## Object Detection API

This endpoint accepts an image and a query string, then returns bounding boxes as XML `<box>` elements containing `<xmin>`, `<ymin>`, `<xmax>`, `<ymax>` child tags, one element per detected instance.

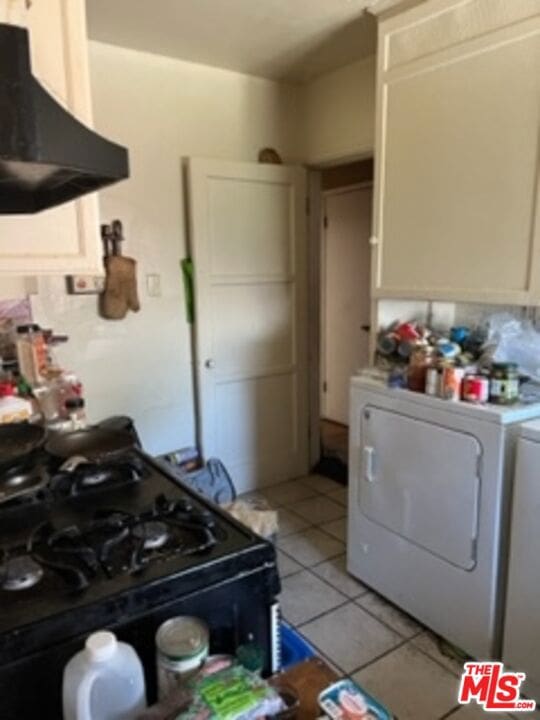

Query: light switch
<box><xmin>146</xmin><ymin>274</ymin><xmax>161</xmax><ymax>297</ymax></box>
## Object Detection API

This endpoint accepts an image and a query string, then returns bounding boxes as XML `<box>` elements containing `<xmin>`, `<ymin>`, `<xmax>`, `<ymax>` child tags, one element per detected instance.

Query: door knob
<box><xmin>205</xmin><ymin>359</ymin><xmax>216</xmax><ymax>369</ymax></box>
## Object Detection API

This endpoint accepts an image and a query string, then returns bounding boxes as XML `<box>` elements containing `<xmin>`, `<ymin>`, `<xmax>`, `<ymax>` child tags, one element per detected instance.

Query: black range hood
<box><xmin>0</xmin><ymin>23</ymin><xmax>129</xmax><ymax>214</ymax></box>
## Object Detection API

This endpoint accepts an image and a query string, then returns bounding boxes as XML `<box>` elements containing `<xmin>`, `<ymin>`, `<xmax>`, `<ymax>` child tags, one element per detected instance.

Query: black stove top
<box><xmin>0</xmin><ymin>451</ymin><xmax>271</xmax><ymax>665</ymax></box>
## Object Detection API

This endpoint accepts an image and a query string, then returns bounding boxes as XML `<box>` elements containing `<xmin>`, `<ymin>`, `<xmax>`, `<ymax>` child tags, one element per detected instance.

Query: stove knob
<box><xmin>205</xmin><ymin>359</ymin><xmax>216</xmax><ymax>369</ymax></box>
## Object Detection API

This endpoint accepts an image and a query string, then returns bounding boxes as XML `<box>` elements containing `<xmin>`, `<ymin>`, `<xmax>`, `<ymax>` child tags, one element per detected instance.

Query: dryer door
<box><xmin>359</xmin><ymin>406</ymin><xmax>481</xmax><ymax>569</ymax></box>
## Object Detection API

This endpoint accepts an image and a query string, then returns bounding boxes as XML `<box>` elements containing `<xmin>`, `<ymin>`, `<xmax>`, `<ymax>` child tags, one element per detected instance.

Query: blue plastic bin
<box><xmin>280</xmin><ymin>621</ymin><xmax>316</xmax><ymax>670</ymax></box>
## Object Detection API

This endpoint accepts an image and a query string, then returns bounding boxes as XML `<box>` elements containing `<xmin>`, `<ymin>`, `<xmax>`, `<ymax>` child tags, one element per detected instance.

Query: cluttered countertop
<box><xmin>369</xmin><ymin>313</ymin><xmax>540</xmax><ymax>418</ymax></box>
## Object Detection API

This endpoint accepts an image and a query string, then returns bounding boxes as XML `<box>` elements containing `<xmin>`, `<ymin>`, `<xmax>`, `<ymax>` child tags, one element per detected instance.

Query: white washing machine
<box><xmin>347</xmin><ymin>377</ymin><xmax>540</xmax><ymax>659</ymax></box>
<box><xmin>503</xmin><ymin>419</ymin><xmax>540</xmax><ymax>702</ymax></box>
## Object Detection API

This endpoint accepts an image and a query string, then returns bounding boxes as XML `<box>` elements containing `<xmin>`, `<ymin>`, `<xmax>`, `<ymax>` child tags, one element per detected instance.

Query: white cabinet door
<box><xmin>0</xmin><ymin>0</ymin><xmax>101</xmax><ymax>275</ymax></box>
<box><xmin>372</xmin><ymin>0</ymin><xmax>540</xmax><ymax>304</ymax></box>
<box><xmin>358</xmin><ymin>406</ymin><xmax>481</xmax><ymax>569</ymax></box>
<box><xmin>188</xmin><ymin>158</ymin><xmax>308</xmax><ymax>494</ymax></box>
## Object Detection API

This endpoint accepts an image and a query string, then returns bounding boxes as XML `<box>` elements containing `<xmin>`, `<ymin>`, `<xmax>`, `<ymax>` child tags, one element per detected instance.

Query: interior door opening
<box><xmin>312</xmin><ymin>159</ymin><xmax>373</xmax><ymax>482</ymax></box>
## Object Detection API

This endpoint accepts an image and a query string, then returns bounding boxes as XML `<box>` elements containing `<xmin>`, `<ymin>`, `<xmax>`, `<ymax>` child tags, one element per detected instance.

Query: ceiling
<box><xmin>86</xmin><ymin>0</ymin><xmax>379</xmax><ymax>83</ymax></box>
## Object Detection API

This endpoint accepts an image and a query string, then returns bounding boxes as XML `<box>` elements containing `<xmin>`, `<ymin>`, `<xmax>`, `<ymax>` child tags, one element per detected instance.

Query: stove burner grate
<box><xmin>96</xmin><ymin>494</ymin><xmax>218</xmax><ymax>575</ymax></box>
<box><xmin>50</xmin><ymin>453</ymin><xmax>147</xmax><ymax>498</ymax></box>
<box><xmin>0</xmin><ymin>492</ymin><xmax>223</xmax><ymax>595</ymax></box>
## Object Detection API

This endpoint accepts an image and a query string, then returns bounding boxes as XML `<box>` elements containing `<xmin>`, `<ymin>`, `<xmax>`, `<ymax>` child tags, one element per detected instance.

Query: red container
<box><xmin>463</xmin><ymin>375</ymin><xmax>489</xmax><ymax>404</ymax></box>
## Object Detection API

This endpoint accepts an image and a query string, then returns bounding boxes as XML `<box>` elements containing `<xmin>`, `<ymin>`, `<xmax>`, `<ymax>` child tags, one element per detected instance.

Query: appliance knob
<box><xmin>205</xmin><ymin>359</ymin><xmax>216</xmax><ymax>369</ymax></box>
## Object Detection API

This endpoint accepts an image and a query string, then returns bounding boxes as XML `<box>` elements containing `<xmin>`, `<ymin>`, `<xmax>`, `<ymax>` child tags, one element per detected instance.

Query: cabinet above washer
<box><xmin>371</xmin><ymin>0</ymin><xmax>540</xmax><ymax>305</ymax></box>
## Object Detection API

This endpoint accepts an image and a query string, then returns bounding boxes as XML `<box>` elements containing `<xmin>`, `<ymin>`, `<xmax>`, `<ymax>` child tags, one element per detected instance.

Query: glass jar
<box><xmin>489</xmin><ymin>362</ymin><xmax>519</xmax><ymax>405</ymax></box>
<box><xmin>407</xmin><ymin>346</ymin><xmax>436</xmax><ymax>393</ymax></box>
<box><xmin>15</xmin><ymin>324</ymin><xmax>47</xmax><ymax>385</ymax></box>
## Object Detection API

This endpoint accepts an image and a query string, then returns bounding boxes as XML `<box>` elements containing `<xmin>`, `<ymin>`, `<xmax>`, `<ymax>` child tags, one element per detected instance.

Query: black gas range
<box><xmin>0</xmin><ymin>449</ymin><xmax>280</xmax><ymax>718</ymax></box>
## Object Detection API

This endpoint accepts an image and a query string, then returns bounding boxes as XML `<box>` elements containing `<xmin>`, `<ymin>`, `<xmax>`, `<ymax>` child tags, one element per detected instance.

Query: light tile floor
<box><xmin>242</xmin><ymin>475</ymin><xmax>519</xmax><ymax>720</ymax></box>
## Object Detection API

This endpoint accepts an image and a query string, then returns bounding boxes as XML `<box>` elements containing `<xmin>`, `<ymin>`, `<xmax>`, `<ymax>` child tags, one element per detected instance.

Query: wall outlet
<box><xmin>146</xmin><ymin>274</ymin><xmax>162</xmax><ymax>298</ymax></box>
<box><xmin>66</xmin><ymin>275</ymin><xmax>105</xmax><ymax>295</ymax></box>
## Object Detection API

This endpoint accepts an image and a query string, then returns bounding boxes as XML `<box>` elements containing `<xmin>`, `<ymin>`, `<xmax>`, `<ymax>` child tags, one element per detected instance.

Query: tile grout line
<box><xmin>408</xmin><ymin>638</ymin><xmax>466</xmax><ymax>680</ymax></box>
<box><xmin>347</xmin><ymin>635</ymin><xmax>412</xmax><ymax>677</ymax></box>
<box><xmin>287</xmin><ymin>625</ymin><xmax>348</xmax><ymax>676</ymax></box>
<box><xmin>278</xmin><ymin>549</ymin><xmax>346</xmax><ymax>578</ymax></box>
<box><xmin>294</xmin><ymin>598</ymin><xmax>352</xmax><ymax>631</ymax></box>
<box><xmin>280</xmin><ymin>549</ymin><xmax>420</xmax><ymax>641</ymax></box>
<box><xmin>282</xmin><ymin>504</ymin><xmax>347</xmax><ymax>529</ymax></box>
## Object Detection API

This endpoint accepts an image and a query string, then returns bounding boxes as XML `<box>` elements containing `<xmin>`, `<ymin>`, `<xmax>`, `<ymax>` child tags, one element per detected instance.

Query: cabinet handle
<box><xmin>363</xmin><ymin>446</ymin><xmax>376</xmax><ymax>483</ymax></box>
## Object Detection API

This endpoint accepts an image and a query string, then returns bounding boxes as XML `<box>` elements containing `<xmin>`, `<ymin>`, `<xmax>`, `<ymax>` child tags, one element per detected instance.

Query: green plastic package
<box><xmin>176</xmin><ymin>664</ymin><xmax>283</xmax><ymax>720</ymax></box>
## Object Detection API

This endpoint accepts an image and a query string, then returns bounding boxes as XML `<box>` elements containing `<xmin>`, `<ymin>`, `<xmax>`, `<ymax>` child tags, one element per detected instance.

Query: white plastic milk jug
<box><xmin>63</xmin><ymin>630</ymin><xmax>147</xmax><ymax>720</ymax></box>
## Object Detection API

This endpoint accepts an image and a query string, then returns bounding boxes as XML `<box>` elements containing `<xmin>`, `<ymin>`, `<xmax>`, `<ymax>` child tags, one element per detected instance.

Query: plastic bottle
<box><xmin>66</xmin><ymin>396</ymin><xmax>87</xmax><ymax>430</ymax></box>
<box><xmin>63</xmin><ymin>631</ymin><xmax>147</xmax><ymax>720</ymax></box>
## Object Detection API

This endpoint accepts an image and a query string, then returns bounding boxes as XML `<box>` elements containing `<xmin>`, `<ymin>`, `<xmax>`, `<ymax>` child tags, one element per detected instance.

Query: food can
<box><xmin>425</xmin><ymin>367</ymin><xmax>439</xmax><ymax>396</ymax></box>
<box><xmin>462</xmin><ymin>375</ymin><xmax>489</xmax><ymax>404</ymax></box>
<box><xmin>440</xmin><ymin>366</ymin><xmax>464</xmax><ymax>401</ymax></box>
<box><xmin>156</xmin><ymin>616</ymin><xmax>209</xmax><ymax>699</ymax></box>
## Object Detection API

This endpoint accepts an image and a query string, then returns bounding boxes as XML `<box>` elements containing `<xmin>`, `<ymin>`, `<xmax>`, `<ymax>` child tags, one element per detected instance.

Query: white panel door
<box><xmin>359</xmin><ymin>406</ymin><xmax>481</xmax><ymax>569</ymax></box>
<box><xmin>188</xmin><ymin>158</ymin><xmax>308</xmax><ymax>493</ymax></box>
<box><xmin>322</xmin><ymin>187</ymin><xmax>372</xmax><ymax>425</ymax></box>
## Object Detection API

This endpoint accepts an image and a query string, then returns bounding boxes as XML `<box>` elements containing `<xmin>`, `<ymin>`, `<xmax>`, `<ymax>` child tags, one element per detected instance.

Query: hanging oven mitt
<box><xmin>100</xmin><ymin>255</ymin><xmax>141</xmax><ymax>320</ymax></box>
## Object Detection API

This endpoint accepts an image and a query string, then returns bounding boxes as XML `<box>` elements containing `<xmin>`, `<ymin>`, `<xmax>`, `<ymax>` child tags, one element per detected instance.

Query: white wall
<box><xmin>301</xmin><ymin>55</ymin><xmax>376</xmax><ymax>165</ymax></box>
<box><xmin>32</xmin><ymin>41</ymin><xmax>301</xmax><ymax>455</ymax></box>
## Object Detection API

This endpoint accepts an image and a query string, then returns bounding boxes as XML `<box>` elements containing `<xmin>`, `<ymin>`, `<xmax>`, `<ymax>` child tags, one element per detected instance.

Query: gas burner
<box><xmin>93</xmin><ymin>494</ymin><xmax>219</xmax><ymax>576</ymax></box>
<box><xmin>50</xmin><ymin>453</ymin><xmax>147</xmax><ymax>498</ymax></box>
<box><xmin>80</xmin><ymin>468</ymin><xmax>115</xmax><ymax>487</ymax></box>
<box><xmin>132</xmin><ymin>521</ymin><xmax>169</xmax><ymax>550</ymax></box>
<box><xmin>0</xmin><ymin>555</ymin><xmax>44</xmax><ymax>591</ymax></box>
<box><xmin>0</xmin><ymin>465</ymin><xmax>50</xmax><ymax>508</ymax></box>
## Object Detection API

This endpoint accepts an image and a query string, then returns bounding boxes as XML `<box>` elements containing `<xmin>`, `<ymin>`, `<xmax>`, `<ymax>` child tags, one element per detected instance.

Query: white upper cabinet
<box><xmin>0</xmin><ymin>0</ymin><xmax>101</xmax><ymax>275</ymax></box>
<box><xmin>372</xmin><ymin>0</ymin><xmax>540</xmax><ymax>304</ymax></box>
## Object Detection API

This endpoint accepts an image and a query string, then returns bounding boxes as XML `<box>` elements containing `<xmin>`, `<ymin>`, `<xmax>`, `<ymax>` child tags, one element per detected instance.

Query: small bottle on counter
<box><xmin>15</xmin><ymin>324</ymin><xmax>47</xmax><ymax>385</ymax></box>
<box><xmin>407</xmin><ymin>346</ymin><xmax>436</xmax><ymax>393</ymax></box>
<box><xmin>65</xmin><ymin>397</ymin><xmax>87</xmax><ymax>431</ymax></box>
<box><xmin>440</xmin><ymin>364</ymin><xmax>465</xmax><ymax>401</ymax></box>
<box><xmin>425</xmin><ymin>366</ymin><xmax>440</xmax><ymax>397</ymax></box>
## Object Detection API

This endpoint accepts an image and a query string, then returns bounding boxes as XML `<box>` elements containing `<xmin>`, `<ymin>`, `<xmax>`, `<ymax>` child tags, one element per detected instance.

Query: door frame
<box><xmin>307</xmin><ymin>160</ymin><xmax>374</xmax><ymax>468</ymax></box>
